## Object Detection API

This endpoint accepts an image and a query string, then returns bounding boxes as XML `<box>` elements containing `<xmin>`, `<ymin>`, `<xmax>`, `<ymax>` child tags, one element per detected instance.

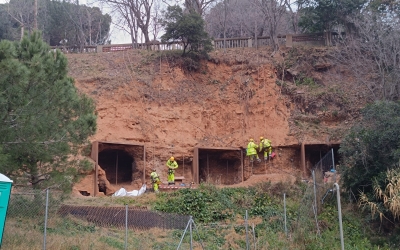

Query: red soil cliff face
<box><xmin>68</xmin><ymin>48</ymin><xmax>345</xmax><ymax>195</ymax></box>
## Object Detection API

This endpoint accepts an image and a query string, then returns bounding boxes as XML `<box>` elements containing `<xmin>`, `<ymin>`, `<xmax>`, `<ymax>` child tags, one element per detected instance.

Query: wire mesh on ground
<box><xmin>58</xmin><ymin>205</ymin><xmax>189</xmax><ymax>230</ymax></box>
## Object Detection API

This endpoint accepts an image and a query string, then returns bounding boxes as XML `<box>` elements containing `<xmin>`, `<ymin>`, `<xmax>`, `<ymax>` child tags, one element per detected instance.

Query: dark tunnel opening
<box><xmin>305</xmin><ymin>144</ymin><xmax>340</xmax><ymax>171</ymax></box>
<box><xmin>198</xmin><ymin>149</ymin><xmax>242</xmax><ymax>185</ymax></box>
<box><xmin>98</xmin><ymin>149</ymin><xmax>133</xmax><ymax>185</ymax></box>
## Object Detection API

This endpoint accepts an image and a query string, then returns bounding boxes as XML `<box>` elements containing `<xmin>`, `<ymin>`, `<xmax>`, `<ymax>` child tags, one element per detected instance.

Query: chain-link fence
<box><xmin>3</xmin><ymin>189</ymin><xmax>190</xmax><ymax>250</ymax></box>
<box><xmin>3</xmin><ymin>150</ymin><xmax>339</xmax><ymax>249</ymax></box>
<box><xmin>4</xmin><ymin>189</ymin><xmax>49</xmax><ymax>249</ymax></box>
<box><xmin>291</xmin><ymin>179</ymin><xmax>319</xmax><ymax>243</ymax></box>
<box><xmin>3</xmin><ymin>189</ymin><xmax>292</xmax><ymax>249</ymax></box>
<box><xmin>291</xmin><ymin>148</ymin><xmax>337</xmax><ymax>243</ymax></box>
<box><xmin>313</xmin><ymin>148</ymin><xmax>336</xmax><ymax>212</ymax></box>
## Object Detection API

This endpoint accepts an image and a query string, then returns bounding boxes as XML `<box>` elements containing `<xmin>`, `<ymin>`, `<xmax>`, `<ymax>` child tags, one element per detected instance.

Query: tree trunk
<box><xmin>34</xmin><ymin>0</ymin><xmax>38</xmax><ymax>30</ymax></box>
<box><xmin>130</xmin><ymin>27</ymin><xmax>135</xmax><ymax>48</ymax></box>
<box><xmin>20</xmin><ymin>25</ymin><xmax>24</xmax><ymax>40</ymax></box>
<box><xmin>143</xmin><ymin>31</ymin><xmax>150</xmax><ymax>44</ymax></box>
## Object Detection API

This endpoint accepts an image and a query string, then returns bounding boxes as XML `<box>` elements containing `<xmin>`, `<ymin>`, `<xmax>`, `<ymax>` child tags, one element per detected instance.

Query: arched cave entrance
<box><xmin>90</xmin><ymin>141</ymin><xmax>146</xmax><ymax>196</ymax></box>
<box><xmin>98</xmin><ymin>149</ymin><xmax>133</xmax><ymax>185</ymax></box>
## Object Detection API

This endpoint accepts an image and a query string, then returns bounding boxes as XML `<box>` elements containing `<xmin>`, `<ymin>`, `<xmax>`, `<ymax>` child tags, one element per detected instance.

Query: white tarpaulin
<box><xmin>112</xmin><ymin>184</ymin><xmax>146</xmax><ymax>197</ymax></box>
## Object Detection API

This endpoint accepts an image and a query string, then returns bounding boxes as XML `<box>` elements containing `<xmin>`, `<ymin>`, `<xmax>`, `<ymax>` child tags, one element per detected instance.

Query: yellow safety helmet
<box><xmin>170</xmin><ymin>156</ymin><xmax>174</xmax><ymax>161</ymax></box>
<box><xmin>260</xmin><ymin>136</ymin><xmax>264</xmax><ymax>140</ymax></box>
<box><xmin>249</xmin><ymin>138</ymin><xmax>254</xmax><ymax>142</ymax></box>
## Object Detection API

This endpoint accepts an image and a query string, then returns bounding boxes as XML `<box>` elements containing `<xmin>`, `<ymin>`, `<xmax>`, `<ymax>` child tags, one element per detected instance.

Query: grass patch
<box><xmin>4</xmin><ymin>182</ymin><xmax>396</xmax><ymax>249</ymax></box>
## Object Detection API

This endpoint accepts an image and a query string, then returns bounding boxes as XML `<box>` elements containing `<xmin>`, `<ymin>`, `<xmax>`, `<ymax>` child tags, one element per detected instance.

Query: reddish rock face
<box><xmin>69</xmin><ymin>47</ymin><xmax>356</xmax><ymax>194</ymax></box>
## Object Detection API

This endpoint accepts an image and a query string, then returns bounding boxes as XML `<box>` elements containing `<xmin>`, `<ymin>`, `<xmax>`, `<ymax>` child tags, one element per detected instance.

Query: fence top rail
<box><xmin>50</xmin><ymin>45</ymin><xmax>97</xmax><ymax>48</ymax></box>
<box><xmin>102</xmin><ymin>41</ymin><xmax>182</xmax><ymax>47</ymax></box>
<box><xmin>61</xmin><ymin>204</ymin><xmax>148</xmax><ymax>208</ymax></box>
<box><xmin>49</xmin><ymin>32</ymin><xmax>340</xmax><ymax>50</ymax></box>
<box><xmin>49</xmin><ymin>41</ymin><xmax>183</xmax><ymax>50</ymax></box>
<box><xmin>214</xmin><ymin>37</ymin><xmax>252</xmax><ymax>41</ymax></box>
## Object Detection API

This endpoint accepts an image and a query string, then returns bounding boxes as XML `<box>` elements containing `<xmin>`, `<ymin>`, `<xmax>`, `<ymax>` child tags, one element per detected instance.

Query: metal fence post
<box><xmin>312</xmin><ymin>171</ymin><xmax>321</xmax><ymax>235</ymax></box>
<box><xmin>284</xmin><ymin>193</ymin><xmax>287</xmax><ymax>237</ymax></box>
<box><xmin>312</xmin><ymin>170</ymin><xmax>317</xmax><ymax>213</ymax></box>
<box><xmin>43</xmin><ymin>189</ymin><xmax>49</xmax><ymax>250</ymax></box>
<box><xmin>245</xmin><ymin>210</ymin><xmax>249</xmax><ymax>250</ymax></box>
<box><xmin>190</xmin><ymin>216</ymin><xmax>193</xmax><ymax>250</ymax></box>
<box><xmin>125</xmin><ymin>205</ymin><xmax>128</xmax><ymax>250</ymax></box>
<box><xmin>332</xmin><ymin>149</ymin><xmax>336</xmax><ymax>182</ymax></box>
<box><xmin>334</xmin><ymin>183</ymin><xmax>344</xmax><ymax>250</ymax></box>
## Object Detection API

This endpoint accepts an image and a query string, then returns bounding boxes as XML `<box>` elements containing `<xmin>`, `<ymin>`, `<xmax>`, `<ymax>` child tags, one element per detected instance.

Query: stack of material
<box><xmin>112</xmin><ymin>184</ymin><xmax>147</xmax><ymax>197</ymax></box>
<box><xmin>159</xmin><ymin>183</ymin><xmax>196</xmax><ymax>192</ymax></box>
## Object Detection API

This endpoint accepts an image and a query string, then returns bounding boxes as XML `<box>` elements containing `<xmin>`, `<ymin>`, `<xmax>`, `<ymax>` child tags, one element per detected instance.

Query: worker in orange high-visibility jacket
<box><xmin>247</xmin><ymin>138</ymin><xmax>261</xmax><ymax>163</ymax></box>
<box><xmin>259</xmin><ymin>136</ymin><xmax>272</xmax><ymax>161</ymax></box>
<box><xmin>166</xmin><ymin>156</ymin><xmax>178</xmax><ymax>185</ymax></box>
<box><xmin>150</xmin><ymin>169</ymin><xmax>161</xmax><ymax>193</ymax></box>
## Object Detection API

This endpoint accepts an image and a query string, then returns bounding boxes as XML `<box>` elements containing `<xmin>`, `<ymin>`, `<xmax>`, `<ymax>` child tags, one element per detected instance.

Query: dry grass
<box><xmin>3</xmin><ymin>215</ymin><xmax>183</xmax><ymax>250</ymax></box>
<box><xmin>3</xmin><ymin>211</ymin><xmax>281</xmax><ymax>250</ymax></box>
<box><xmin>359</xmin><ymin>168</ymin><xmax>400</xmax><ymax>223</ymax></box>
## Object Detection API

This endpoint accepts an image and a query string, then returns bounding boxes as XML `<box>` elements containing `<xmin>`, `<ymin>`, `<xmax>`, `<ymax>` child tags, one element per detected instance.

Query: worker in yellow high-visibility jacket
<box><xmin>247</xmin><ymin>138</ymin><xmax>261</xmax><ymax>163</ymax></box>
<box><xmin>259</xmin><ymin>136</ymin><xmax>272</xmax><ymax>161</ymax></box>
<box><xmin>166</xmin><ymin>156</ymin><xmax>178</xmax><ymax>185</ymax></box>
<box><xmin>150</xmin><ymin>169</ymin><xmax>161</xmax><ymax>193</ymax></box>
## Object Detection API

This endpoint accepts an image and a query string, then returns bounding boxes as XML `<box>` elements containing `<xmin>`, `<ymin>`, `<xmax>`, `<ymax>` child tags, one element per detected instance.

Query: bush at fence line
<box><xmin>154</xmin><ymin>182</ymin><xmax>307</xmax><ymax>224</ymax></box>
<box><xmin>154</xmin><ymin>185</ymin><xmax>232</xmax><ymax>223</ymax></box>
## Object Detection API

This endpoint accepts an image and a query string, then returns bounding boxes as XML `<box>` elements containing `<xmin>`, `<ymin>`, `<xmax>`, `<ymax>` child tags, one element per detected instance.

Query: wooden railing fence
<box><xmin>50</xmin><ymin>32</ymin><xmax>344</xmax><ymax>54</ymax></box>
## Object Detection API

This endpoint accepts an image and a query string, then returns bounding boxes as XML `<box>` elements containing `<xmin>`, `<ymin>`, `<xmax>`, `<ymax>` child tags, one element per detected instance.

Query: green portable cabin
<box><xmin>0</xmin><ymin>174</ymin><xmax>12</xmax><ymax>247</ymax></box>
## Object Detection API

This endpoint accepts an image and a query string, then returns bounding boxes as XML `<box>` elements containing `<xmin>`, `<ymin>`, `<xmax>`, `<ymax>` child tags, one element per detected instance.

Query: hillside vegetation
<box><xmin>60</xmin><ymin>46</ymin><xmax>395</xmax><ymax>249</ymax></box>
<box><xmin>1</xmin><ymin>0</ymin><xmax>400</xmax><ymax>249</ymax></box>
<box><xmin>3</xmin><ymin>181</ymin><xmax>392</xmax><ymax>249</ymax></box>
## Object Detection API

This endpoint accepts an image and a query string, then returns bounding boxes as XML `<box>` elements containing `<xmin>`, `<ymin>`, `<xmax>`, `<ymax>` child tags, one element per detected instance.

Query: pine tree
<box><xmin>0</xmin><ymin>31</ymin><xmax>96</xmax><ymax>189</ymax></box>
<box><xmin>161</xmin><ymin>5</ymin><xmax>213</xmax><ymax>56</ymax></box>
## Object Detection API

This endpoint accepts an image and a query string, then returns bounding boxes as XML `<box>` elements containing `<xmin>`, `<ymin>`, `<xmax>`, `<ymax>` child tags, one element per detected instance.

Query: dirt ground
<box><xmin>66</xmin><ymin>47</ymin><xmax>357</xmax><ymax>196</ymax></box>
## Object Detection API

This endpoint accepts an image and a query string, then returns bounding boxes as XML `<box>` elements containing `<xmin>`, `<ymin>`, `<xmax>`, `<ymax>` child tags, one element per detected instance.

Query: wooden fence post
<box><xmin>96</xmin><ymin>45</ymin><xmax>103</xmax><ymax>53</ymax></box>
<box><xmin>248</xmin><ymin>38</ymin><xmax>252</xmax><ymax>48</ymax></box>
<box><xmin>286</xmin><ymin>34</ymin><xmax>293</xmax><ymax>48</ymax></box>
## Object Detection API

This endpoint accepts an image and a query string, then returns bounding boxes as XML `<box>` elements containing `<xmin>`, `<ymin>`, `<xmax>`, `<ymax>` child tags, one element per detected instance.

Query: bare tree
<box><xmin>111</xmin><ymin>2</ymin><xmax>140</xmax><ymax>46</ymax></box>
<box><xmin>221</xmin><ymin>0</ymin><xmax>229</xmax><ymax>52</ymax></box>
<box><xmin>34</xmin><ymin>0</ymin><xmax>38</xmax><ymax>30</ymax></box>
<box><xmin>206</xmin><ymin>0</ymin><xmax>266</xmax><ymax>38</ymax></box>
<box><xmin>284</xmin><ymin>0</ymin><xmax>300</xmax><ymax>34</ymax></box>
<box><xmin>150</xmin><ymin>0</ymin><xmax>162</xmax><ymax>41</ymax></box>
<box><xmin>205</xmin><ymin>1</ymin><xmax>231</xmax><ymax>38</ymax></box>
<box><xmin>97</xmin><ymin>0</ymin><xmax>154</xmax><ymax>45</ymax></box>
<box><xmin>235</xmin><ymin>1</ymin><xmax>266</xmax><ymax>37</ymax></box>
<box><xmin>6</xmin><ymin>0</ymin><xmax>35</xmax><ymax>39</ymax></box>
<box><xmin>184</xmin><ymin>0</ymin><xmax>216</xmax><ymax>16</ymax></box>
<box><xmin>251</xmin><ymin>0</ymin><xmax>286</xmax><ymax>52</ymax></box>
<box><xmin>59</xmin><ymin>1</ymin><xmax>88</xmax><ymax>50</ymax></box>
<box><xmin>335</xmin><ymin>12</ymin><xmax>400</xmax><ymax>101</ymax></box>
